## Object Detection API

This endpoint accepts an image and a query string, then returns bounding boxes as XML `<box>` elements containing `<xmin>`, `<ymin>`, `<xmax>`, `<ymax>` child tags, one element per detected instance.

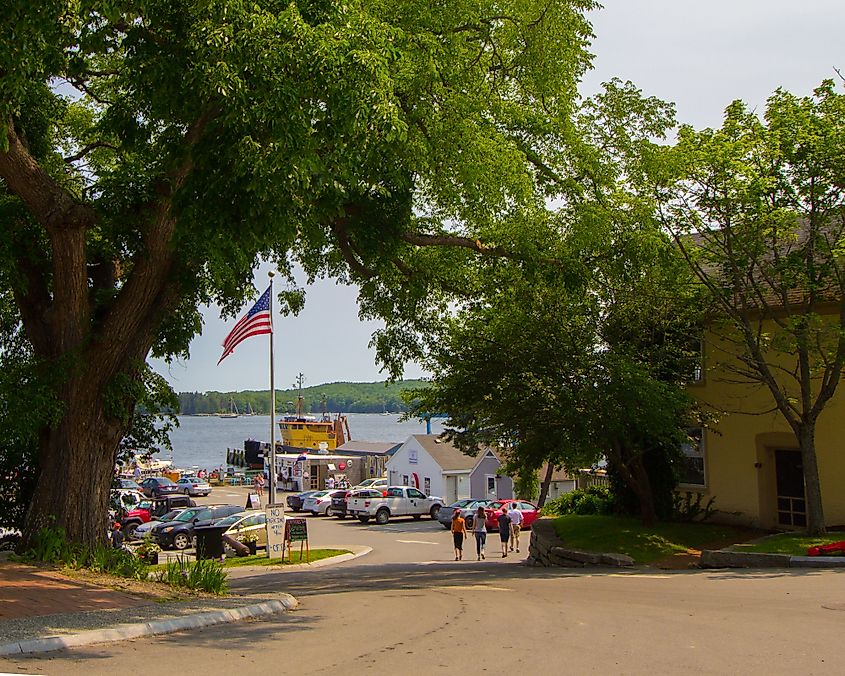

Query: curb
<box><xmin>700</xmin><ymin>549</ymin><xmax>845</xmax><ymax>569</ymax></box>
<box><xmin>225</xmin><ymin>546</ymin><xmax>372</xmax><ymax>579</ymax></box>
<box><xmin>0</xmin><ymin>595</ymin><xmax>298</xmax><ymax>657</ymax></box>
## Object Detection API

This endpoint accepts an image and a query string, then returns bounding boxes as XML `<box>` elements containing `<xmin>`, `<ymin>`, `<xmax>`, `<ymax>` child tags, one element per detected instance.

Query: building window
<box><xmin>680</xmin><ymin>428</ymin><xmax>705</xmax><ymax>487</ymax></box>
<box><xmin>486</xmin><ymin>476</ymin><xmax>496</xmax><ymax>494</ymax></box>
<box><xmin>689</xmin><ymin>336</ymin><xmax>704</xmax><ymax>384</ymax></box>
<box><xmin>402</xmin><ymin>474</ymin><xmax>410</xmax><ymax>486</ymax></box>
<box><xmin>424</xmin><ymin>477</ymin><xmax>431</xmax><ymax>495</ymax></box>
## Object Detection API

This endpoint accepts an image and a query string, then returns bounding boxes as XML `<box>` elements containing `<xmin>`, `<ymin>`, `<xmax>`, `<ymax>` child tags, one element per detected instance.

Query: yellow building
<box><xmin>683</xmin><ymin>316</ymin><xmax>845</xmax><ymax>530</ymax></box>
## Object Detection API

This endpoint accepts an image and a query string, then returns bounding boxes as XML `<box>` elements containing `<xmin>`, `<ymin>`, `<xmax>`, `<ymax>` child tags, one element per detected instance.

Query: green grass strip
<box><xmin>552</xmin><ymin>515</ymin><xmax>754</xmax><ymax>565</ymax></box>
<box><xmin>730</xmin><ymin>532</ymin><xmax>845</xmax><ymax>556</ymax></box>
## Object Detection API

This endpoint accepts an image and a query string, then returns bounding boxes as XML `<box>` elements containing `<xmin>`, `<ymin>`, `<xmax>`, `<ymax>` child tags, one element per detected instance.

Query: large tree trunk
<box><xmin>797</xmin><ymin>423</ymin><xmax>826</xmax><ymax>535</ymax></box>
<box><xmin>537</xmin><ymin>462</ymin><xmax>555</xmax><ymax>508</ymax></box>
<box><xmin>23</xmin><ymin>377</ymin><xmax>128</xmax><ymax>547</ymax></box>
<box><xmin>607</xmin><ymin>440</ymin><xmax>658</xmax><ymax>526</ymax></box>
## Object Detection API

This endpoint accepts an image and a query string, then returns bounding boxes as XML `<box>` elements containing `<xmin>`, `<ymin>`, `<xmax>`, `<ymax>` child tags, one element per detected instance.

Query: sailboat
<box><xmin>243</xmin><ymin>402</ymin><xmax>256</xmax><ymax>416</ymax></box>
<box><xmin>218</xmin><ymin>398</ymin><xmax>239</xmax><ymax>419</ymax></box>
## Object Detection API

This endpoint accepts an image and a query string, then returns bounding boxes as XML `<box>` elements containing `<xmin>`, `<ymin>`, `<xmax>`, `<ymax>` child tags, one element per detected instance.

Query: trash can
<box><xmin>193</xmin><ymin>524</ymin><xmax>228</xmax><ymax>560</ymax></box>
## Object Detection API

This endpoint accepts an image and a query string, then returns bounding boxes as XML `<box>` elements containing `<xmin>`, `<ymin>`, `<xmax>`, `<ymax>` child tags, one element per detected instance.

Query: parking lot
<box><xmin>186</xmin><ymin>485</ymin><xmax>523</xmax><ymax>566</ymax></box>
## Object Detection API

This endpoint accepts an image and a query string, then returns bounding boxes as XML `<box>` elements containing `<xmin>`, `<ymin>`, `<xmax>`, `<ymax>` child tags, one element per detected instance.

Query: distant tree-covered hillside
<box><xmin>177</xmin><ymin>380</ymin><xmax>428</xmax><ymax>415</ymax></box>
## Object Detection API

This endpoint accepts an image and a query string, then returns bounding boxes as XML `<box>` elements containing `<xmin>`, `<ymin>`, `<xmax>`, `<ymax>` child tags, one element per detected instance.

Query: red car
<box><xmin>480</xmin><ymin>500</ymin><xmax>540</xmax><ymax>532</ymax></box>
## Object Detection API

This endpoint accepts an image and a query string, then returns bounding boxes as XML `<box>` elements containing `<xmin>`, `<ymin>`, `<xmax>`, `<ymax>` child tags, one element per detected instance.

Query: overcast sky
<box><xmin>151</xmin><ymin>0</ymin><xmax>844</xmax><ymax>393</ymax></box>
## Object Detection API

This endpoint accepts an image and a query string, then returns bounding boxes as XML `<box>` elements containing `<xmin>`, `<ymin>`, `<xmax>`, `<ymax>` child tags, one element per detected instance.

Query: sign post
<box><xmin>284</xmin><ymin>517</ymin><xmax>309</xmax><ymax>563</ymax></box>
<box><xmin>265</xmin><ymin>505</ymin><xmax>286</xmax><ymax>559</ymax></box>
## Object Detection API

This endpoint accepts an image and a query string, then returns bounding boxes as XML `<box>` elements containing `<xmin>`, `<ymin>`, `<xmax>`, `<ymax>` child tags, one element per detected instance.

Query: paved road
<box><xmin>5</xmin><ymin>562</ymin><xmax>844</xmax><ymax>675</ymax></box>
<box><xmin>5</xmin><ymin>489</ymin><xmax>844</xmax><ymax>674</ymax></box>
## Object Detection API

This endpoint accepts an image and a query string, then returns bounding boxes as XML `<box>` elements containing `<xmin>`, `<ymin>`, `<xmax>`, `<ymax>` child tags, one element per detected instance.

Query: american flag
<box><xmin>217</xmin><ymin>285</ymin><xmax>273</xmax><ymax>365</ymax></box>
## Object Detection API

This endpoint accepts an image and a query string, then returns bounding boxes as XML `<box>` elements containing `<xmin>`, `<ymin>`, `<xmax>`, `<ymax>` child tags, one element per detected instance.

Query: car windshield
<box><xmin>215</xmin><ymin>515</ymin><xmax>243</xmax><ymax>528</ymax></box>
<box><xmin>310</xmin><ymin>491</ymin><xmax>328</xmax><ymax>498</ymax></box>
<box><xmin>160</xmin><ymin>509</ymin><xmax>182</xmax><ymax>521</ymax></box>
<box><xmin>156</xmin><ymin>477</ymin><xmax>176</xmax><ymax>486</ymax></box>
<box><xmin>174</xmin><ymin>508</ymin><xmax>201</xmax><ymax>522</ymax></box>
<box><xmin>448</xmin><ymin>500</ymin><xmax>472</xmax><ymax>509</ymax></box>
<box><xmin>358</xmin><ymin>479</ymin><xmax>375</xmax><ymax>487</ymax></box>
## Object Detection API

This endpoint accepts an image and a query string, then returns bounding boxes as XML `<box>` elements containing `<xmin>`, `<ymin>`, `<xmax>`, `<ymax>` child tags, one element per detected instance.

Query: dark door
<box><xmin>775</xmin><ymin>450</ymin><xmax>806</xmax><ymax>527</ymax></box>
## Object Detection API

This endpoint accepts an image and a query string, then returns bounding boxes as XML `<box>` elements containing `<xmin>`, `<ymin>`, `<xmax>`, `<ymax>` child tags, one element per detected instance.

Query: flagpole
<box><xmin>268</xmin><ymin>271</ymin><xmax>277</xmax><ymax>506</ymax></box>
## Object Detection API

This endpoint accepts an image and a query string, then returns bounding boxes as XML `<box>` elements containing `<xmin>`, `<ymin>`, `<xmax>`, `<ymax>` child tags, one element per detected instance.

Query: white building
<box><xmin>386</xmin><ymin>435</ymin><xmax>513</xmax><ymax>504</ymax></box>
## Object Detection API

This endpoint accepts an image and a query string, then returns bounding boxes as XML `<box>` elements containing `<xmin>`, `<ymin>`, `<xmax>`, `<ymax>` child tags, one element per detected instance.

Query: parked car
<box><xmin>219</xmin><ymin>511</ymin><xmax>268</xmax><ymax>553</ymax></box>
<box><xmin>132</xmin><ymin>508</ymin><xmax>186</xmax><ymax>541</ymax></box>
<box><xmin>286</xmin><ymin>491</ymin><xmax>318</xmax><ymax>512</ymax></box>
<box><xmin>139</xmin><ymin>476</ymin><xmax>181</xmax><ymax>498</ymax></box>
<box><xmin>176</xmin><ymin>476</ymin><xmax>212</xmax><ymax>497</ymax></box>
<box><xmin>437</xmin><ymin>499</ymin><xmax>495</xmax><ymax>529</ymax></box>
<box><xmin>120</xmin><ymin>494</ymin><xmax>195</xmax><ymax>539</ymax></box>
<box><xmin>304</xmin><ymin>490</ymin><xmax>348</xmax><ymax>516</ymax></box>
<box><xmin>118</xmin><ymin>478</ymin><xmax>143</xmax><ymax>492</ymax></box>
<box><xmin>481</xmin><ymin>500</ymin><xmax>540</xmax><ymax>531</ymax></box>
<box><xmin>151</xmin><ymin>504</ymin><xmax>242</xmax><ymax>550</ymax></box>
<box><xmin>333</xmin><ymin>489</ymin><xmax>386</xmax><ymax>519</ymax></box>
<box><xmin>352</xmin><ymin>478</ymin><xmax>388</xmax><ymax>492</ymax></box>
<box><xmin>347</xmin><ymin>486</ymin><xmax>444</xmax><ymax>525</ymax></box>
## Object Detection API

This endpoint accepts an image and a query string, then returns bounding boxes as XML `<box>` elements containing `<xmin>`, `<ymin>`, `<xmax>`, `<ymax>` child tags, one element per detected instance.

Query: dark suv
<box><xmin>152</xmin><ymin>504</ymin><xmax>242</xmax><ymax>550</ymax></box>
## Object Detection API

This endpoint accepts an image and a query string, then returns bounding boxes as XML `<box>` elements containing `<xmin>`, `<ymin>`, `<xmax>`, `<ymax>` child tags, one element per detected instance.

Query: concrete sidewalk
<box><xmin>0</xmin><ymin>543</ymin><xmax>370</xmax><ymax>655</ymax></box>
<box><xmin>0</xmin><ymin>563</ymin><xmax>297</xmax><ymax>656</ymax></box>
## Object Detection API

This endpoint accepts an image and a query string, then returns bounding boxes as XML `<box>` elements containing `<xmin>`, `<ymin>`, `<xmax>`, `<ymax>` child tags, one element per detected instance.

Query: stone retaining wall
<box><xmin>527</xmin><ymin>518</ymin><xmax>634</xmax><ymax>568</ymax></box>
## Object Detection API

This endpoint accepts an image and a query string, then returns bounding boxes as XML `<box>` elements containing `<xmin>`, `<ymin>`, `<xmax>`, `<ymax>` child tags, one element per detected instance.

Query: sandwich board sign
<box><xmin>284</xmin><ymin>517</ymin><xmax>309</xmax><ymax>563</ymax></box>
<box><xmin>265</xmin><ymin>506</ymin><xmax>286</xmax><ymax>559</ymax></box>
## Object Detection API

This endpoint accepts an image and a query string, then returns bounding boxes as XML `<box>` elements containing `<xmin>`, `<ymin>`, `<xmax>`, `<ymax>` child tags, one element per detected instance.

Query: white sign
<box><xmin>409</xmin><ymin>448</ymin><xmax>418</xmax><ymax>465</ymax></box>
<box><xmin>265</xmin><ymin>506</ymin><xmax>286</xmax><ymax>559</ymax></box>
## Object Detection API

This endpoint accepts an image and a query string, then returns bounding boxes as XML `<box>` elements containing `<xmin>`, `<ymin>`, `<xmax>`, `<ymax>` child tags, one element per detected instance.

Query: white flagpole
<box><xmin>268</xmin><ymin>271</ymin><xmax>277</xmax><ymax>506</ymax></box>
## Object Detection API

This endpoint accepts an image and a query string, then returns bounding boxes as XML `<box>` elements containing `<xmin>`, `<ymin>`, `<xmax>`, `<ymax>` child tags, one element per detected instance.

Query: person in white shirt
<box><xmin>507</xmin><ymin>503</ymin><xmax>524</xmax><ymax>553</ymax></box>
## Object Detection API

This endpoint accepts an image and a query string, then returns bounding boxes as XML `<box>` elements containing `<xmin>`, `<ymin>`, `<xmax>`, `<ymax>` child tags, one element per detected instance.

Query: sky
<box><xmin>151</xmin><ymin>0</ymin><xmax>845</xmax><ymax>393</ymax></box>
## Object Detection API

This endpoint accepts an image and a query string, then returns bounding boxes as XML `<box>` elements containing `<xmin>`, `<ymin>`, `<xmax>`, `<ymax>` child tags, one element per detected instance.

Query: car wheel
<box><xmin>465</xmin><ymin>516</ymin><xmax>474</xmax><ymax>530</ymax></box>
<box><xmin>173</xmin><ymin>532</ymin><xmax>190</xmax><ymax>550</ymax></box>
<box><xmin>429</xmin><ymin>505</ymin><xmax>441</xmax><ymax>519</ymax></box>
<box><xmin>124</xmin><ymin>522</ymin><xmax>139</xmax><ymax>539</ymax></box>
<box><xmin>375</xmin><ymin>508</ymin><xmax>390</xmax><ymax>525</ymax></box>
<box><xmin>325</xmin><ymin>506</ymin><xmax>333</xmax><ymax>517</ymax></box>
<box><xmin>336</xmin><ymin>513</ymin><xmax>346</xmax><ymax>520</ymax></box>
<box><xmin>358</xmin><ymin>515</ymin><xmax>370</xmax><ymax>523</ymax></box>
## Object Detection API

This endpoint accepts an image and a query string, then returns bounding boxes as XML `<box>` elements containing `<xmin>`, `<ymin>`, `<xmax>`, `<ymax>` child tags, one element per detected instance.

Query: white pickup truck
<box><xmin>347</xmin><ymin>486</ymin><xmax>444</xmax><ymax>525</ymax></box>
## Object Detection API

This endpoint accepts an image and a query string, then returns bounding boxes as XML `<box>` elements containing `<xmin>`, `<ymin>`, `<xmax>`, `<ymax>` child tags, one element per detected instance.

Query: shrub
<box><xmin>540</xmin><ymin>485</ymin><xmax>614</xmax><ymax>516</ymax></box>
<box><xmin>672</xmin><ymin>491</ymin><xmax>717</xmax><ymax>522</ymax></box>
<box><xmin>21</xmin><ymin>524</ymin><xmax>148</xmax><ymax>580</ymax></box>
<box><xmin>155</xmin><ymin>557</ymin><xmax>228</xmax><ymax>595</ymax></box>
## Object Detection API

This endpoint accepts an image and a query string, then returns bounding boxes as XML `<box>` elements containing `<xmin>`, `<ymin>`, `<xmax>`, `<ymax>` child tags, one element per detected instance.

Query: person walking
<box><xmin>472</xmin><ymin>506</ymin><xmax>487</xmax><ymax>560</ymax></box>
<box><xmin>507</xmin><ymin>502</ymin><xmax>524</xmax><ymax>553</ymax></box>
<box><xmin>497</xmin><ymin>505</ymin><xmax>512</xmax><ymax>558</ymax></box>
<box><xmin>451</xmin><ymin>509</ymin><xmax>468</xmax><ymax>561</ymax></box>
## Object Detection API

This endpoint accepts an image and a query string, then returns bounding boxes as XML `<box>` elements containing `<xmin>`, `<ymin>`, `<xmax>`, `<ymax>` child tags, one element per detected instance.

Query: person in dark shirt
<box><xmin>497</xmin><ymin>506</ymin><xmax>511</xmax><ymax>558</ymax></box>
<box><xmin>111</xmin><ymin>522</ymin><xmax>124</xmax><ymax>549</ymax></box>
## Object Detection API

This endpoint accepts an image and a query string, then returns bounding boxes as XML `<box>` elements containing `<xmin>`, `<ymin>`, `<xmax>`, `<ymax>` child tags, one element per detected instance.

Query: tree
<box><xmin>657</xmin><ymin>81</ymin><xmax>845</xmax><ymax>534</ymax></box>
<box><xmin>0</xmin><ymin>0</ymin><xmax>598</xmax><ymax>545</ymax></box>
<box><xmin>402</xmin><ymin>83</ymin><xmax>701</xmax><ymax>523</ymax></box>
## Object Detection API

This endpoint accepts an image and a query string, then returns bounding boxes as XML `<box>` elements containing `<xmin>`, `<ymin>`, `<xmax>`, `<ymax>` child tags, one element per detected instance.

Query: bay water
<box><xmin>158</xmin><ymin>413</ymin><xmax>445</xmax><ymax>472</ymax></box>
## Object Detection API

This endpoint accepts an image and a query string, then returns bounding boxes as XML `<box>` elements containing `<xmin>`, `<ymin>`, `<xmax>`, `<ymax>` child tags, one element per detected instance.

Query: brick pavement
<box><xmin>0</xmin><ymin>564</ymin><xmax>145</xmax><ymax>620</ymax></box>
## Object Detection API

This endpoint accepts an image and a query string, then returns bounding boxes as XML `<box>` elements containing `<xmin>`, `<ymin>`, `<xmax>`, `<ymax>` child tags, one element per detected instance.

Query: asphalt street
<box><xmin>3</xmin><ymin>487</ymin><xmax>844</xmax><ymax>674</ymax></box>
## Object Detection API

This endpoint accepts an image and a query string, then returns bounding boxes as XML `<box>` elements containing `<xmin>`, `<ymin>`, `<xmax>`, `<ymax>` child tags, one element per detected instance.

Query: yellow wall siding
<box><xmin>687</xmin><ymin>322</ymin><xmax>845</xmax><ymax>529</ymax></box>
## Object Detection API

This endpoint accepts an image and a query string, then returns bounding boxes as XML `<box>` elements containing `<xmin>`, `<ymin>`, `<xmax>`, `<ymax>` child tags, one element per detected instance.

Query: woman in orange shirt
<box><xmin>451</xmin><ymin>509</ymin><xmax>468</xmax><ymax>561</ymax></box>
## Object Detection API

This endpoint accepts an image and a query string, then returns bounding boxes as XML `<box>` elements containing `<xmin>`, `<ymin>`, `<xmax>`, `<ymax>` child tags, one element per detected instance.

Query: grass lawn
<box><xmin>730</xmin><ymin>532</ymin><xmax>845</xmax><ymax>557</ymax></box>
<box><xmin>552</xmin><ymin>515</ymin><xmax>755</xmax><ymax>565</ymax></box>
<box><xmin>221</xmin><ymin>548</ymin><xmax>350</xmax><ymax>567</ymax></box>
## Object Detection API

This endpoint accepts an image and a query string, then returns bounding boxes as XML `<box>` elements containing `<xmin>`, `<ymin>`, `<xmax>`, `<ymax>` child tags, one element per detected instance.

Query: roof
<box><xmin>411</xmin><ymin>435</ymin><xmax>497</xmax><ymax>472</ymax></box>
<box><xmin>335</xmin><ymin>441</ymin><xmax>402</xmax><ymax>456</ymax></box>
<box><xmin>540</xmin><ymin>464</ymin><xmax>576</xmax><ymax>483</ymax></box>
